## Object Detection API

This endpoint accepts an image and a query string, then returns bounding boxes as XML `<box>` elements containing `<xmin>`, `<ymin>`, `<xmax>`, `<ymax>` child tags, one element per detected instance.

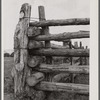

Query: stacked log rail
<box><xmin>28</xmin><ymin>8</ymin><xmax>90</xmax><ymax>98</ymax></box>
<box><xmin>30</xmin><ymin>64</ymin><xmax>89</xmax><ymax>74</ymax></box>
<box><xmin>29</xmin><ymin>18</ymin><xmax>90</xmax><ymax>27</ymax></box>
<box><xmin>13</xmin><ymin>3</ymin><xmax>90</xmax><ymax>100</ymax></box>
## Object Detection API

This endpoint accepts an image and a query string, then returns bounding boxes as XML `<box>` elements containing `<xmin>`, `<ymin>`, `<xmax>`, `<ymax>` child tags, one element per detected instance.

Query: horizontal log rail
<box><xmin>29</xmin><ymin>18</ymin><xmax>90</xmax><ymax>27</ymax></box>
<box><xmin>35</xmin><ymin>64</ymin><xmax>89</xmax><ymax>74</ymax></box>
<box><xmin>29</xmin><ymin>49</ymin><xmax>89</xmax><ymax>57</ymax></box>
<box><xmin>35</xmin><ymin>81</ymin><xmax>89</xmax><ymax>94</ymax></box>
<box><xmin>28</xmin><ymin>30</ymin><xmax>89</xmax><ymax>41</ymax></box>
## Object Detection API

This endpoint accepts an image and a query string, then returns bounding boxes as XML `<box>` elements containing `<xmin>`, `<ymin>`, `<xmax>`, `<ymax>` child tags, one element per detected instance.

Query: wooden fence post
<box><xmin>85</xmin><ymin>46</ymin><xmax>88</xmax><ymax>65</ymax></box>
<box><xmin>13</xmin><ymin>3</ymin><xmax>31</xmax><ymax>99</ymax></box>
<box><xmin>38</xmin><ymin>6</ymin><xmax>52</xmax><ymax>64</ymax></box>
<box><xmin>63</xmin><ymin>40</ymin><xmax>70</xmax><ymax>63</ymax></box>
<box><xmin>38</xmin><ymin>5</ymin><xmax>52</xmax><ymax>100</ymax></box>
<box><xmin>80</xmin><ymin>42</ymin><xmax>82</xmax><ymax>65</ymax></box>
<box><xmin>12</xmin><ymin>4</ymin><xmax>89</xmax><ymax>100</ymax></box>
<box><xmin>69</xmin><ymin>40</ymin><xmax>72</xmax><ymax>65</ymax></box>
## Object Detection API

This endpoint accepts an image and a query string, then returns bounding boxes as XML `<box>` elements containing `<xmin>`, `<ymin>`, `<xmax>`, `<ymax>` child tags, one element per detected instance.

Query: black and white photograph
<box><xmin>2</xmin><ymin>0</ymin><xmax>98</xmax><ymax>100</ymax></box>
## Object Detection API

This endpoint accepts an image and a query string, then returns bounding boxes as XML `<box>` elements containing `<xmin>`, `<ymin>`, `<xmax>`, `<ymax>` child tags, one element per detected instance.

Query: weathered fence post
<box><xmin>63</xmin><ymin>40</ymin><xmax>70</xmax><ymax>63</ymax></box>
<box><xmin>12</xmin><ymin>4</ymin><xmax>89</xmax><ymax>100</ymax></box>
<box><xmin>38</xmin><ymin>6</ymin><xmax>52</xmax><ymax>64</ymax></box>
<box><xmin>80</xmin><ymin>42</ymin><xmax>83</xmax><ymax>65</ymax></box>
<box><xmin>69</xmin><ymin>40</ymin><xmax>72</xmax><ymax>65</ymax></box>
<box><xmin>38</xmin><ymin>6</ymin><xmax>52</xmax><ymax>99</ymax></box>
<box><xmin>13</xmin><ymin>3</ymin><xmax>31</xmax><ymax>99</ymax></box>
<box><xmin>85</xmin><ymin>46</ymin><xmax>88</xmax><ymax>65</ymax></box>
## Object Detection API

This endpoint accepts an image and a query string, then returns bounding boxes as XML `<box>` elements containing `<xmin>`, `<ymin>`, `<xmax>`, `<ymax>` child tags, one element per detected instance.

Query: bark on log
<box><xmin>28</xmin><ymin>40</ymin><xmax>44</xmax><ymax>49</ymax></box>
<box><xmin>52</xmin><ymin>73</ymin><xmax>72</xmax><ymax>83</ymax></box>
<box><xmin>38</xmin><ymin>6</ymin><xmax>52</xmax><ymax>64</ymax></box>
<box><xmin>51</xmin><ymin>43</ymin><xmax>69</xmax><ymax>49</ymax></box>
<box><xmin>26</xmin><ymin>72</ymin><xmax>44</xmax><ymax>86</ymax></box>
<box><xmin>28</xmin><ymin>56</ymin><xmax>43</xmax><ymax>68</ymax></box>
<box><xmin>36</xmin><ymin>64</ymin><xmax>89</xmax><ymax>74</ymax></box>
<box><xmin>37</xmin><ymin>6</ymin><xmax>49</xmax><ymax>100</ymax></box>
<box><xmin>29</xmin><ymin>18</ymin><xmax>90</xmax><ymax>27</ymax></box>
<box><xmin>29</xmin><ymin>49</ymin><xmax>89</xmax><ymax>57</ymax></box>
<box><xmin>28</xmin><ymin>40</ymin><xmax>69</xmax><ymax>49</ymax></box>
<box><xmin>28</xmin><ymin>26</ymin><xmax>41</xmax><ymax>37</ymax></box>
<box><xmin>35</xmin><ymin>81</ymin><xmax>89</xmax><ymax>94</ymax></box>
<box><xmin>80</xmin><ymin>42</ymin><xmax>83</xmax><ymax>65</ymax></box>
<box><xmin>29</xmin><ymin>30</ymin><xmax>90</xmax><ymax>41</ymax></box>
<box><xmin>13</xmin><ymin>3</ymin><xmax>31</xmax><ymax>98</ymax></box>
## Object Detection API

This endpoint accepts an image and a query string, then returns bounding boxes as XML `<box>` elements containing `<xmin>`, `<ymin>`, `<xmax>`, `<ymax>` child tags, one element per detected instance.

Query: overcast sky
<box><xmin>2</xmin><ymin>0</ymin><xmax>90</xmax><ymax>50</ymax></box>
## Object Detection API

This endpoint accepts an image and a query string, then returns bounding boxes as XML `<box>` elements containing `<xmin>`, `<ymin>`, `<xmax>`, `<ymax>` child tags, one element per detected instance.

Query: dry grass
<box><xmin>4</xmin><ymin>57</ymin><xmax>14</xmax><ymax>100</ymax></box>
<box><xmin>4</xmin><ymin>57</ymin><xmax>89</xmax><ymax>100</ymax></box>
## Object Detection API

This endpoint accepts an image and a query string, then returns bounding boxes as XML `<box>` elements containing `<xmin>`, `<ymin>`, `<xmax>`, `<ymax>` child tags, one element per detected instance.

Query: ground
<box><xmin>4</xmin><ymin>57</ymin><xmax>14</xmax><ymax>100</ymax></box>
<box><xmin>4</xmin><ymin>57</ymin><xmax>89</xmax><ymax>100</ymax></box>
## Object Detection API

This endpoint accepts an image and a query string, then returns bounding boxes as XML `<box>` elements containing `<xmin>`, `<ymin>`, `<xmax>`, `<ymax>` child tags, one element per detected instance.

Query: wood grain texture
<box><xmin>28</xmin><ymin>56</ymin><xmax>42</xmax><ymax>68</ymax></box>
<box><xmin>28</xmin><ymin>26</ymin><xmax>41</xmax><ymax>37</ymax></box>
<box><xmin>29</xmin><ymin>30</ymin><xmax>89</xmax><ymax>41</ymax></box>
<box><xmin>13</xmin><ymin>3</ymin><xmax>31</xmax><ymax>97</ymax></box>
<box><xmin>35</xmin><ymin>81</ymin><xmax>89</xmax><ymax>94</ymax></box>
<box><xmin>29</xmin><ymin>49</ymin><xmax>89</xmax><ymax>57</ymax></box>
<box><xmin>29</xmin><ymin>18</ymin><xmax>90</xmax><ymax>27</ymax></box>
<box><xmin>35</xmin><ymin>64</ymin><xmax>89</xmax><ymax>74</ymax></box>
<box><xmin>26</xmin><ymin>72</ymin><xmax>44</xmax><ymax>86</ymax></box>
<box><xmin>38</xmin><ymin>6</ymin><xmax>52</xmax><ymax>64</ymax></box>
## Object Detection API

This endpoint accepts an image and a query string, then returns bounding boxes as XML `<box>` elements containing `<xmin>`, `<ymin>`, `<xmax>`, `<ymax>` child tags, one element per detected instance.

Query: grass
<box><xmin>4</xmin><ymin>57</ymin><xmax>14</xmax><ymax>100</ymax></box>
<box><xmin>4</xmin><ymin>57</ymin><xmax>89</xmax><ymax>100</ymax></box>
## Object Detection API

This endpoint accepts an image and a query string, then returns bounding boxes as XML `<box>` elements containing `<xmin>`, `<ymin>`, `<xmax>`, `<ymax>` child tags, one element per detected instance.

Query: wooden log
<box><xmin>39</xmin><ymin>6</ymin><xmax>52</xmax><ymax>64</ymax></box>
<box><xmin>29</xmin><ymin>49</ymin><xmax>89</xmax><ymax>57</ymax></box>
<box><xmin>51</xmin><ymin>43</ymin><xmax>69</xmax><ymax>49</ymax></box>
<box><xmin>86</xmin><ymin>46</ymin><xmax>88</xmax><ymax>49</ymax></box>
<box><xmin>50</xmin><ymin>73</ymin><xmax>73</xmax><ymax>100</ymax></box>
<box><xmin>84</xmin><ymin>46</ymin><xmax>88</xmax><ymax>65</ymax></box>
<box><xmin>14</xmin><ymin>3</ymin><xmax>31</xmax><ymax>98</ymax></box>
<box><xmin>69</xmin><ymin>40</ymin><xmax>73</xmax><ymax>65</ymax></box>
<box><xmin>29</xmin><ymin>30</ymin><xmax>90</xmax><ymax>41</ymax></box>
<box><xmin>74</xmin><ymin>41</ymin><xmax>78</xmax><ymax>48</ymax></box>
<box><xmin>35</xmin><ymin>81</ymin><xmax>89</xmax><ymax>94</ymax></box>
<box><xmin>80</xmin><ymin>42</ymin><xmax>83</xmax><ymax>65</ymax></box>
<box><xmin>28</xmin><ymin>56</ymin><xmax>42</xmax><ymax>68</ymax></box>
<box><xmin>29</xmin><ymin>18</ymin><xmax>90</xmax><ymax>27</ymax></box>
<box><xmin>28</xmin><ymin>40</ymin><xmax>69</xmax><ymax>49</ymax></box>
<box><xmin>36</xmin><ymin>64</ymin><xmax>89</xmax><ymax>74</ymax></box>
<box><xmin>63</xmin><ymin>40</ymin><xmax>69</xmax><ymax>47</ymax></box>
<box><xmin>26</xmin><ymin>72</ymin><xmax>44</xmax><ymax>86</ymax></box>
<box><xmin>28</xmin><ymin>26</ymin><xmax>41</xmax><ymax>37</ymax></box>
<box><xmin>72</xmin><ymin>44</ymin><xmax>80</xmax><ymax>49</ymax></box>
<box><xmin>63</xmin><ymin>40</ymin><xmax>69</xmax><ymax>63</ymax></box>
<box><xmin>69</xmin><ymin>41</ymin><xmax>76</xmax><ymax>83</ymax></box>
<box><xmin>52</xmin><ymin>73</ymin><xmax>72</xmax><ymax>83</ymax></box>
<box><xmin>28</xmin><ymin>40</ymin><xmax>44</xmax><ymax>49</ymax></box>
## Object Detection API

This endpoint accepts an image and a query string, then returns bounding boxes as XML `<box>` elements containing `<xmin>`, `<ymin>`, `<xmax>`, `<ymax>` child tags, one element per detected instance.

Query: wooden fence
<box><xmin>13</xmin><ymin>3</ymin><xmax>90</xmax><ymax>100</ymax></box>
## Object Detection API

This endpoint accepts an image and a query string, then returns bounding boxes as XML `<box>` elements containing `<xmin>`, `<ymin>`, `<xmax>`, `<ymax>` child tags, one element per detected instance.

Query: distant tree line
<box><xmin>4</xmin><ymin>52</ymin><xmax>14</xmax><ymax>57</ymax></box>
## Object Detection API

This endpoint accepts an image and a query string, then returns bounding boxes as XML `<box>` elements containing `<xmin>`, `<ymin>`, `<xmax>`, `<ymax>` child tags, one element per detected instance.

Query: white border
<box><xmin>2</xmin><ymin>0</ymin><xmax>99</xmax><ymax>100</ymax></box>
<box><xmin>2</xmin><ymin>0</ymin><xmax>4</xmax><ymax>99</ymax></box>
<box><xmin>1</xmin><ymin>0</ymin><xmax>4</xmax><ymax>100</ymax></box>
<box><xmin>90</xmin><ymin>0</ymin><xmax>98</xmax><ymax>100</ymax></box>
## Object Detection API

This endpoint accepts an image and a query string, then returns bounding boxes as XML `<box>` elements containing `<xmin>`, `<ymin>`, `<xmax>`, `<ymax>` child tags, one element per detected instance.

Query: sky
<box><xmin>2</xmin><ymin>0</ymin><xmax>90</xmax><ymax>50</ymax></box>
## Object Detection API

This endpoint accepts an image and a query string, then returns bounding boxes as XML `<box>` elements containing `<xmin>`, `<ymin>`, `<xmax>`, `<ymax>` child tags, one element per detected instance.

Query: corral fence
<box><xmin>12</xmin><ymin>3</ymin><xmax>90</xmax><ymax>100</ymax></box>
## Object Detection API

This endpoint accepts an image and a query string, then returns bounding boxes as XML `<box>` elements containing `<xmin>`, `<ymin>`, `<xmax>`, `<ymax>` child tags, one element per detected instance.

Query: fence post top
<box><xmin>19</xmin><ymin>3</ymin><xmax>31</xmax><ymax>19</ymax></box>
